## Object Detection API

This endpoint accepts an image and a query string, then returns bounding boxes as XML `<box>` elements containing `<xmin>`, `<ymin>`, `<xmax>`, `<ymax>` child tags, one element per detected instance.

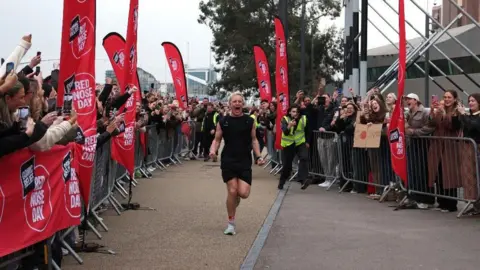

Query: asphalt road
<box><xmin>63</xmin><ymin>160</ymin><xmax>278</xmax><ymax>270</ymax></box>
<box><xmin>254</xmin><ymin>183</ymin><xmax>480</xmax><ymax>270</ymax></box>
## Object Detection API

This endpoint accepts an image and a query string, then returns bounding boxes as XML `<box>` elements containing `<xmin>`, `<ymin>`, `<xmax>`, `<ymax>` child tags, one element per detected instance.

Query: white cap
<box><xmin>406</xmin><ymin>93</ymin><xmax>420</xmax><ymax>102</ymax></box>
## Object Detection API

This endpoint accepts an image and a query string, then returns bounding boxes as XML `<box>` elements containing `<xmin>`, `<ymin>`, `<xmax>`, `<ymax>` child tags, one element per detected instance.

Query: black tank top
<box><xmin>220</xmin><ymin>114</ymin><xmax>254</xmax><ymax>169</ymax></box>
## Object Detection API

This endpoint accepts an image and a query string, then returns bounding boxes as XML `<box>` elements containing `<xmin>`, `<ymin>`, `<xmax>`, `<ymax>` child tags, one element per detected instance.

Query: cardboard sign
<box><xmin>353</xmin><ymin>123</ymin><xmax>382</xmax><ymax>148</ymax></box>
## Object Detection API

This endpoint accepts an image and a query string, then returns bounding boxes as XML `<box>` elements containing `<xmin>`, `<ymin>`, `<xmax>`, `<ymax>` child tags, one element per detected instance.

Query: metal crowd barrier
<box><xmin>0</xmin><ymin>246</ymin><xmax>36</xmax><ymax>270</ymax></box>
<box><xmin>145</xmin><ymin>125</ymin><xmax>160</xmax><ymax>168</ymax></box>
<box><xmin>1</xmin><ymin>121</ymin><xmax>198</xmax><ymax>269</ymax></box>
<box><xmin>337</xmin><ymin>133</ymin><xmax>392</xmax><ymax>196</ymax></box>
<box><xmin>57</xmin><ymin>125</ymin><xmax>182</xmax><ymax>268</ymax></box>
<box><xmin>400</xmin><ymin>136</ymin><xmax>480</xmax><ymax>216</ymax></box>
<box><xmin>308</xmin><ymin>131</ymin><xmax>340</xmax><ymax>190</ymax></box>
<box><xmin>262</xmin><ymin>129</ymin><xmax>298</xmax><ymax>182</ymax></box>
<box><xmin>174</xmin><ymin>121</ymin><xmax>196</xmax><ymax>161</ymax></box>
<box><xmin>263</xmin><ymin>130</ymin><xmax>280</xmax><ymax>168</ymax></box>
<box><xmin>134</xmin><ymin>130</ymin><xmax>150</xmax><ymax>178</ymax></box>
<box><xmin>0</xmin><ymin>235</ymin><xmax>59</xmax><ymax>270</ymax></box>
<box><xmin>310</xmin><ymin>129</ymin><xmax>480</xmax><ymax>217</ymax></box>
<box><xmin>262</xmin><ymin>130</ymin><xmax>282</xmax><ymax>174</ymax></box>
<box><xmin>157</xmin><ymin>129</ymin><xmax>176</xmax><ymax>165</ymax></box>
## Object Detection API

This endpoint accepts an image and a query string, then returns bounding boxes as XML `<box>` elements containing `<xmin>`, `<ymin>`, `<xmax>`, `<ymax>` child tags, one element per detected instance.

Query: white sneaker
<box><xmin>417</xmin><ymin>203</ymin><xmax>430</xmax><ymax>209</ymax></box>
<box><xmin>147</xmin><ymin>166</ymin><xmax>155</xmax><ymax>172</ymax></box>
<box><xmin>318</xmin><ymin>181</ymin><xmax>331</xmax><ymax>188</ymax></box>
<box><xmin>224</xmin><ymin>223</ymin><xmax>236</xmax><ymax>235</ymax></box>
<box><xmin>62</xmin><ymin>247</ymin><xmax>69</xmax><ymax>256</ymax></box>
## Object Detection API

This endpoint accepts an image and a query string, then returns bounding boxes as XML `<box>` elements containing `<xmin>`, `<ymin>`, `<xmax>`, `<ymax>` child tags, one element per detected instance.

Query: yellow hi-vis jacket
<box><xmin>201</xmin><ymin>112</ymin><xmax>219</xmax><ymax>132</ymax></box>
<box><xmin>281</xmin><ymin>115</ymin><xmax>307</xmax><ymax>147</ymax></box>
<box><xmin>250</xmin><ymin>114</ymin><xmax>260</xmax><ymax>128</ymax></box>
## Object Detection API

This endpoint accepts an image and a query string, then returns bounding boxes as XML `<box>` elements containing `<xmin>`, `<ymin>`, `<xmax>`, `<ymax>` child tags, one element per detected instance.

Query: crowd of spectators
<box><xmin>283</xmin><ymin>83</ymin><xmax>480</xmax><ymax>214</ymax></box>
<box><xmin>3</xmin><ymin>34</ymin><xmax>480</xmax><ymax>268</ymax></box>
<box><xmin>0</xmin><ymin>34</ymin><xmax>212</xmax><ymax>269</ymax></box>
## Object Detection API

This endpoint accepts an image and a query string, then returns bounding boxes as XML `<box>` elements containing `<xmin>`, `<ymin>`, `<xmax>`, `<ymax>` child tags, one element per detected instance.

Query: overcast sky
<box><xmin>0</xmin><ymin>0</ymin><xmax>436</xmax><ymax>83</ymax></box>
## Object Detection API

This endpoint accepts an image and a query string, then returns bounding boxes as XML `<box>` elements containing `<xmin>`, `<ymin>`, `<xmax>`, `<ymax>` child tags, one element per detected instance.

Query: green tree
<box><xmin>198</xmin><ymin>0</ymin><xmax>343</xmax><ymax>98</ymax></box>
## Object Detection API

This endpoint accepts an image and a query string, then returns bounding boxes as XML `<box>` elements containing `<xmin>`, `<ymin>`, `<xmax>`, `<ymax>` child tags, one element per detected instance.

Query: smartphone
<box><xmin>56</xmin><ymin>106</ymin><xmax>63</xmax><ymax>116</ymax></box>
<box><xmin>18</xmin><ymin>106</ymin><xmax>30</xmax><ymax>131</ymax></box>
<box><xmin>5</xmin><ymin>62</ymin><xmax>14</xmax><ymax>75</ymax></box>
<box><xmin>47</xmin><ymin>99</ymin><xmax>56</xmax><ymax>113</ymax></box>
<box><xmin>0</xmin><ymin>58</ymin><xmax>4</xmax><ymax>65</ymax></box>
<box><xmin>109</xmin><ymin>108</ymin><xmax>118</xmax><ymax>120</ymax></box>
<box><xmin>355</xmin><ymin>96</ymin><xmax>362</xmax><ymax>104</ymax></box>
<box><xmin>431</xmin><ymin>95</ymin><xmax>439</xmax><ymax>104</ymax></box>
<box><xmin>317</xmin><ymin>96</ymin><xmax>326</xmax><ymax>105</ymax></box>
<box><xmin>35</xmin><ymin>66</ymin><xmax>40</xmax><ymax>76</ymax></box>
<box><xmin>117</xmin><ymin>121</ymin><xmax>126</xmax><ymax>133</ymax></box>
<box><xmin>150</xmin><ymin>83</ymin><xmax>154</xmax><ymax>89</ymax></box>
<box><xmin>63</xmin><ymin>94</ymin><xmax>73</xmax><ymax>115</ymax></box>
<box><xmin>37</xmin><ymin>51</ymin><xmax>41</xmax><ymax>56</ymax></box>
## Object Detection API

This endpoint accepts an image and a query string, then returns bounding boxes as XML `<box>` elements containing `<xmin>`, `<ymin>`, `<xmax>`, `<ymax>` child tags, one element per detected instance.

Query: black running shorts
<box><xmin>221</xmin><ymin>168</ymin><xmax>252</xmax><ymax>185</ymax></box>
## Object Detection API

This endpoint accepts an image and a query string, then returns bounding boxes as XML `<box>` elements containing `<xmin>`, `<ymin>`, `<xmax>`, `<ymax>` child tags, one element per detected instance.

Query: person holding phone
<box><xmin>29</xmin><ymin>110</ymin><xmax>78</xmax><ymax>152</ymax></box>
<box><xmin>278</xmin><ymin>104</ymin><xmax>310</xmax><ymax>190</ymax></box>
<box><xmin>426</xmin><ymin>90</ymin><xmax>462</xmax><ymax>212</ymax></box>
<box><xmin>0</xmin><ymin>34</ymin><xmax>32</xmax><ymax>80</ymax></box>
<box><xmin>0</xmin><ymin>117</ymin><xmax>48</xmax><ymax>158</ymax></box>
<box><xmin>0</xmin><ymin>70</ymin><xmax>18</xmax><ymax>93</ymax></box>
<box><xmin>0</xmin><ymin>77</ymin><xmax>48</xmax><ymax>156</ymax></box>
<box><xmin>316</xmin><ymin>90</ymin><xmax>337</xmax><ymax>188</ymax></box>
<box><xmin>17</xmin><ymin>52</ymin><xmax>42</xmax><ymax>78</ymax></box>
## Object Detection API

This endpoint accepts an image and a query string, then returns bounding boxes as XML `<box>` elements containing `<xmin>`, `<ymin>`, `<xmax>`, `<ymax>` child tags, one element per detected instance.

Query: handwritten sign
<box><xmin>353</xmin><ymin>123</ymin><xmax>382</xmax><ymax>148</ymax></box>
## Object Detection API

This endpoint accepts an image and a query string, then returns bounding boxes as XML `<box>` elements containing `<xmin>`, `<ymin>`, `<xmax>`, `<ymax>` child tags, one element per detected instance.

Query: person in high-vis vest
<box><xmin>249</xmin><ymin>108</ymin><xmax>265</xmax><ymax>156</ymax></box>
<box><xmin>278</xmin><ymin>104</ymin><xmax>310</xmax><ymax>190</ymax></box>
<box><xmin>202</xmin><ymin>103</ymin><xmax>219</xmax><ymax>161</ymax></box>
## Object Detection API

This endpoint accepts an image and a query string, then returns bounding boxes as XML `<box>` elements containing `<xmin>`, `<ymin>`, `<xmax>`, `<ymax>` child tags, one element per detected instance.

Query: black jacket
<box><xmin>316</xmin><ymin>102</ymin><xmax>336</xmax><ymax>130</ymax></box>
<box><xmin>203</xmin><ymin>111</ymin><xmax>217</xmax><ymax>133</ymax></box>
<box><xmin>332</xmin><ymin>115</ymin><xmax>356</xmax><ymax>136</ymax></box>
<box><xmin>0</xmin><ymin>121</ymin><xmax>48</xmax><ymax>158</ymax></box>
<box><xmin>460</xmin><ymin>113</ymin><xmax>480</xmax><ymax>144</ymax></box>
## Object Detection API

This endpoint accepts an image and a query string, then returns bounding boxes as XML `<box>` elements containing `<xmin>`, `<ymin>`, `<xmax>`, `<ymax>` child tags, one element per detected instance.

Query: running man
<box><xmin>210</xmin><ymin>92</ymin><xmax>265</xmax><ymax>235</ymax></box>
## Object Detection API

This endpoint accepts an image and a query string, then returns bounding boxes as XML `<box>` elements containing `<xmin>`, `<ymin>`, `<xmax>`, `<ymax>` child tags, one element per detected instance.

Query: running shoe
<box><xmin>224</xmin><ymin>223</ymin><xmax>236</xmax><ymax>235</ymax></box>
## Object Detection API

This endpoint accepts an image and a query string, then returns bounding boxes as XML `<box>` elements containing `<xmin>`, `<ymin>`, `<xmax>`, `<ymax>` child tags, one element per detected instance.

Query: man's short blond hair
<box><xmin>229</xmin><ymin>91</ymin><xmax>245</xmax><ymax>103</ymax></box>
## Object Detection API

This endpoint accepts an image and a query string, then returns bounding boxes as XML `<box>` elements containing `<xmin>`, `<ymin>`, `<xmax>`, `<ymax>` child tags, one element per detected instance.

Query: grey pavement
<box><xmin>255</xmin><ymin>183</ymin><xmax>480</xmax><ymax>270</ymax></box>
<box><xmin>63</xmin><ymin>160</ymin><xmax>278</xmax><ymax>270</ymax></box>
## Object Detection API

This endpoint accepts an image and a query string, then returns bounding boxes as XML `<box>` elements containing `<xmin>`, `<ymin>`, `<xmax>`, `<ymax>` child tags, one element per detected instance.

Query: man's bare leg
<box><xmin>237</xmin><ymin>179</ymin><xmax>251</xmax><ymax>199</ymax></box>
<box><xmin>225</xmin><ymin>179</ymin><xmax>239</xmax><ymax>235</ymax></box>
<box><xmin>226</xmin><ymin>178</ymin><xmax>239</xmax><ymax>218</ymax></box>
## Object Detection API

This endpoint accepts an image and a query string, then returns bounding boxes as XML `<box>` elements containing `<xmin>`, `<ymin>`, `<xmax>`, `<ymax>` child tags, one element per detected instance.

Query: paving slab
<box><xmin>255</xmin><ymin>183</ymin><xmax>480</xmax><ymax>270</ymax></box>
<box><xmin>63</xmin><ymin>160</ymin><xmax>278</xmax><ymax>270</ymax></box>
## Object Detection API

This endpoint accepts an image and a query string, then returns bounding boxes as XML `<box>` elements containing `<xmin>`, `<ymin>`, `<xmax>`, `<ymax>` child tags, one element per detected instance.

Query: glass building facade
<box><xmin>105</xmin><ymin>68</ymin><xmax>161</xmax><ymax>92</ymax></box>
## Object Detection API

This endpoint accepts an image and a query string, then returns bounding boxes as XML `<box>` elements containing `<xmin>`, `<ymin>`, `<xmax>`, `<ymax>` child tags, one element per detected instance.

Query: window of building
<box><xmin>189</xmin><ymin>72</ymin><xmax>206</xmax><ymax>81</ymax></box>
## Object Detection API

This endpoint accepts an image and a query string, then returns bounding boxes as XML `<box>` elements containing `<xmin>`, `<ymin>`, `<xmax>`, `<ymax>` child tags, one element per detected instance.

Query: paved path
<box><xmin>64</xmin><ymin>160</ymin><xmax>278</xmax><ymax>270</ymax></box>
<box><xmin>255</xmin><ymin>183</ymin><xmax>480</xmax><ymax>270</ymax></box>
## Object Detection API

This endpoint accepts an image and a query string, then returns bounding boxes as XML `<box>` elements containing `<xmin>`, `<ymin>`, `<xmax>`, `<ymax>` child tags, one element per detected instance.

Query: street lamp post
<box><xmin>300</xmin><ymin>0</ymin><xmax>306</xmax><ymax>90</ymax></box>
<box><xmin>278</xmin><ymin>0</ymin><xmax>289</xmax><ymax>39</ymax></box>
